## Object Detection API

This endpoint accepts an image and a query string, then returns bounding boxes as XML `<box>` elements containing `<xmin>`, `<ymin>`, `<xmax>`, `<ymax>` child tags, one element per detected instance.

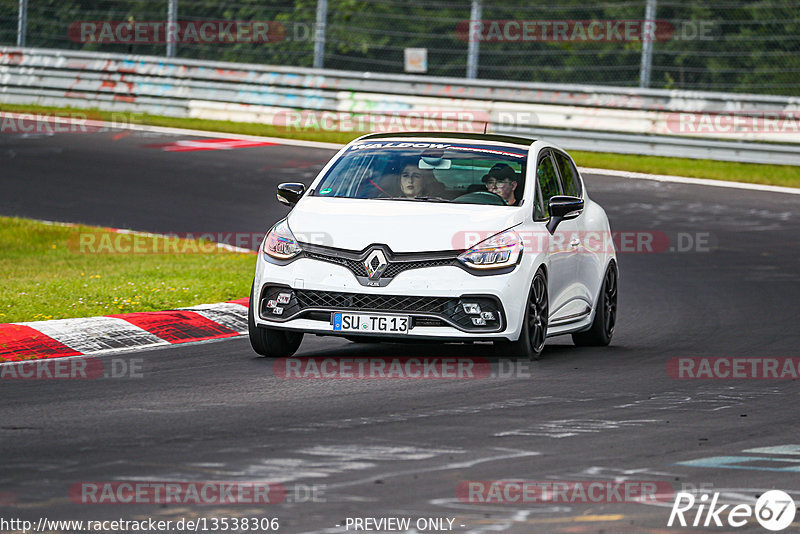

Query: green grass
<box><xmin>0</xmin><ymin>216</ymin><xmax>256</xmax><ymax>323</ymax></box>
<box><xmin>3</xmin><ymin>103</ymin><xmax>799</xmax><ymax>188</ymax></box>
<box><xmin>572</xmin><ymin>151</ymin><xmax>800</xmax><ymax>188</ymax></box>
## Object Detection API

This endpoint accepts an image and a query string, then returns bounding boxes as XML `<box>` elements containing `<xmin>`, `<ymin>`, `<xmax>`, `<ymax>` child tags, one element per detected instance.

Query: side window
<box><xmin>535</xmin><ymin>152</ymin><xmax>561</xmax><ymax>219</ymax></box>
<box><xmin>554</xmin><ymin>152</ymin><xmax>582</xmax><ymax>197</ymax></box>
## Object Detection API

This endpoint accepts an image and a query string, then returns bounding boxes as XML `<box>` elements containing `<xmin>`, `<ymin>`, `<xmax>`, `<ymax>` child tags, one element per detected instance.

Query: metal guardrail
<box><xmin>504</xmin><ymin>128</ymin><xmax>800</xmax><ymax>166</ymax></box>
<box><xmin>2</xmin><ymin>47</ymin><xmax>799</xmax><ymax>165</ymax></box>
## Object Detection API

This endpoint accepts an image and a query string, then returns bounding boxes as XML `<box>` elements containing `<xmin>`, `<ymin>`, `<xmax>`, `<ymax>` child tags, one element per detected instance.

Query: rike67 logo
<box><xmin>668</xmin><ymin>490</ymin><xmax>796</xmax><ymax>531</ymax></box>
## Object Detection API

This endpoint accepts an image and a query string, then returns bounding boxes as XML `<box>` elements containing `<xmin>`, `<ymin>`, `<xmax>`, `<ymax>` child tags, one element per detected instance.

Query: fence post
<box><xmin>17</xmin><ymin>0</ymin><xmax>28</xmax><ymax>47</ymax></box>
<box><xmin>313</xmin><ymin>0</ymin><xmax>328</xmax><ymax>69</ymax></box>
<box><xmin>167</xmin><ymin>0</ymin><xmax>178</xmax><ymax>57</ymax></box>
<box><xmin>639</xmin><ymin>0</ymin><xmax>657</xmax><ymax>88</ymax></box>
<box><xmin>466</xmin><ymin>0</ymin><xmax>482</xmax><ymax>79</ymax></box>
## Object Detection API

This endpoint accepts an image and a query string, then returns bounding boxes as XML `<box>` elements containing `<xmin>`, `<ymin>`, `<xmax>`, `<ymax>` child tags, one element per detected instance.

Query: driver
<box><xmin>482</xmin><ymin>163</ymin><xmax>520</xmax><ymax>205</ymax></box>
<box><xmin>398</xmin><ymin>161</ymin><xmax>445</xmax><ymax>198</ymax></box>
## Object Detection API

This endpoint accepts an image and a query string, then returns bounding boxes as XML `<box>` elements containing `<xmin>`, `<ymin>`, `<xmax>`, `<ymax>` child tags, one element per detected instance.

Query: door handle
<box><xmin>570</xmin><ymin>238</ymin><xmax>581</xmax><ymax>248</ymax></box>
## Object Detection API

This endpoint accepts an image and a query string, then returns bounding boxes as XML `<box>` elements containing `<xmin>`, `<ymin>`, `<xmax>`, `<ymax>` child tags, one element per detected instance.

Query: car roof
<box><xmin>356</xmin><ymin>131</ymin><xmax>537</xmax><ymax>147</ymax></box>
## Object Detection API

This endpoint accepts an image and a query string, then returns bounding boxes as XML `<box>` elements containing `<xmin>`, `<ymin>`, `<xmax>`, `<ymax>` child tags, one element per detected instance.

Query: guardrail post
<box><xmin>466</xmin><ymin>0</ymin><xmax>482</xmax><ymax>79</ymax></box>
<box><xmin>313</xmin><ymin>0</ymin><xmax>328</xmax><ymax>69</ymax></box>
<box><xmin>639</xmin><ymin>0</ymin><xmax>657</xmax><ymax>88</ymax></box>
<box><xmin>16</xmin><ymin>0</ymin><xmax>28</xmax><ymax>47</ymax></box>
<box><xmin>167</xmin><ymin>0</ymin><xmax>178</xmax><ymax>57</ymax></box>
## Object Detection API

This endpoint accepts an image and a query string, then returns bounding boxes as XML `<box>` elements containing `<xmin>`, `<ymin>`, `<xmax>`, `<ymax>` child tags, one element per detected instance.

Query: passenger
<box><xmin>398</xmin><ymin>162</ymin><xmax>444</xmax><ymax>198</ymax></box>
<box><xmin>482</xmin><ymin>163</ymin><xmax>520</xmax><ymax>205</ymax></box>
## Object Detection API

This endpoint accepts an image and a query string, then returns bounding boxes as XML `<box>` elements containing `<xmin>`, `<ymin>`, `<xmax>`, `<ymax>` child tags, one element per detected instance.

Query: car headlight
<box><xmin>457</xmin><ymin>229</ymin><xmax>522</xmax><ymax>270</ymax></box>
<box><xmin>262</xmin><ymin>219</ymin><xmax>302</xmax><ymax>260</ymax></box>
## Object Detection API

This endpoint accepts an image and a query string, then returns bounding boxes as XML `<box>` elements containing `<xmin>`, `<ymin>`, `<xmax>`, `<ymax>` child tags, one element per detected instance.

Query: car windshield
<box><xmin>312</xmin><ymin>141</ymin><xmax>528</xmax><ymax>206</ymax></box>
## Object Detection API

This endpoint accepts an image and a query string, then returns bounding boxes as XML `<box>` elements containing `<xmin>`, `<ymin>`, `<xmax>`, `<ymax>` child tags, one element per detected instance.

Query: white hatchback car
<box><xmin>249</xmin><ymin>132</ymin><xmax>617</xmax><ymax>359</ymax></box>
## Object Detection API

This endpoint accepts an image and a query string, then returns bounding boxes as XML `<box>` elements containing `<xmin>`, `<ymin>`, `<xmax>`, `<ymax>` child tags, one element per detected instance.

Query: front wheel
<box><xmin>495</xmin><ymin>269</ymin><xmax>548</xmax><ymax>360</ymax></box>
<box><xmin>572</xmin><ymin>263</ymin><xmax>617</xmax><ymax>347</ymax></box>
<box><xmin>248</xmin><ymin>282</ymin><xmax>304</xmax><ymax>358</ymax></box>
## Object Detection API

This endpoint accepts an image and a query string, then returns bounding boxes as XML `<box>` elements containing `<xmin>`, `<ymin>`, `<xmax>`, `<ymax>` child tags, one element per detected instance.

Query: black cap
<box><xmin>482</xmin><ymin>163</ymin><xmax>517</xmax><ymax>183</ymax></box>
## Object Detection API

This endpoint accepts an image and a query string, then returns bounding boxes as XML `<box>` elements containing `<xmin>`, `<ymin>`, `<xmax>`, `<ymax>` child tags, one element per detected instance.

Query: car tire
<box><xmin>572</xmin><ymin>263</ymin><xmax>617</xmax><ymax>347</ymax></box>
<box><xmin>248</xmin><ymin>282</ymin><xmax>304</xmax><ymax>358</ymax></box>
<box><xmin>495</xmin><ymin>268</ymin><xmax>548</xmax><ymax>360</ymax></box>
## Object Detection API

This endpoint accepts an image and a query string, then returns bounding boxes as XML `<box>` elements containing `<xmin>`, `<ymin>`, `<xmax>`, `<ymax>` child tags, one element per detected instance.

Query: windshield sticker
<box><xmin>320</xmin><ymin>188</ymin><xmax>332</xmax><ymax>195</ymax></box>
<box><xmin>350</xmin><ymin>142</ymin><xmax>451</xmax><ymax>150</ymax></box>
<box><xmin>348</xmin><ymin>142</ymin><xmax>525</xmax><ymax>158</ymax></box>
<box><xmin>446</xmin><ymin>145</ymin><xmax>526</xmax><ymax>158</ymax></box>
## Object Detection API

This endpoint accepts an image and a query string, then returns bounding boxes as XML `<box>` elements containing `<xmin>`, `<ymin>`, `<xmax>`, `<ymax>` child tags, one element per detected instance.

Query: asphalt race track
<box><xmin>2</xmin><ymin>128</ymin><xmax>800</xmax><ymax>533</ymax></box>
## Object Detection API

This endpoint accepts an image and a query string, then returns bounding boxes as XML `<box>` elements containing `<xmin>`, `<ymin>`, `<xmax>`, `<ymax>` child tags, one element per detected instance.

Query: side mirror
<box><xmin>277</xmin><ymin>183</ymin><xmax>306</xmax><ymax>207</ymax></box>
<box><xmin>546</xmin><ymin>195</ymin><xmax>584</xmax><ymax>234</ymax></box>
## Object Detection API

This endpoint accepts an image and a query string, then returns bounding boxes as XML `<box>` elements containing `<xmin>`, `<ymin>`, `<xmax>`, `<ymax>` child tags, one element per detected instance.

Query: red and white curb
<box><xmin>0</xmin><ymin>297</ymin><xmax>250</xmax><ymax>363</ymax></box>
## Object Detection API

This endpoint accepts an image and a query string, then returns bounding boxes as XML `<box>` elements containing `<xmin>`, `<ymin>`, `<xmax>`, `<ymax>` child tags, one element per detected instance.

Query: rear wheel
<box><xmin>248</xmin><ymin>282</ymin><xmax>303</xmax><ymax>358</ymax></box>
<box><xmin>572</xmin><ymin>263</ymin><xmax>617</xmax><ymax>347</ymax></box>
<box><xmin>495</xmin><ymin>269</ymin><xmax>548</xmax><ymax>360</ymax></box>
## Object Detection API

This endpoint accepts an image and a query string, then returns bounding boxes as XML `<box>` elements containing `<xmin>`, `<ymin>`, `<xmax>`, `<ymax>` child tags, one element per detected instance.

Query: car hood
<box><xmin>287</xmin><ymin>197</ymin><xmax>525</xmax><ymax>252</ymax></box>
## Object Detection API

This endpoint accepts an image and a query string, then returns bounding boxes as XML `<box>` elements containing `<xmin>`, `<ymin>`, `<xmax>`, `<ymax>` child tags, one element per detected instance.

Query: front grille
<box><xmin>294</xmin><ymin>289</ymin><xmax>456</xmax><ymax>315</ymax></box>
<box><xmin>305</xmin><ymin>252</ymin><xmax>368</xmax><ymax>277</ymax></box>
<box><xmin>303</xmin><ymin>246</ymin><xmax>458</xmax><ymax>282</ymax></box>
<box><xmin>259</xmin><ymin>286</ymin><xmax>505</xmax><ymax>333</ymax></box>
<box><xmin>383</xmin><ymin>258</ymin><xmax>456</xmax><ymax>278</ymax></box>
<box><xmin>413</xmin><ymin>317</ymin><xmax>446</xmax><ymax>327</ymax></box>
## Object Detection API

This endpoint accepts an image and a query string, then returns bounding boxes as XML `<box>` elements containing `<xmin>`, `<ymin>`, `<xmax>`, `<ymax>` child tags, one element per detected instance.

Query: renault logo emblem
<box><xmin>364</xmin><ymin>249</ymin><xmax>388</xmax><ymax>279</ymax></box>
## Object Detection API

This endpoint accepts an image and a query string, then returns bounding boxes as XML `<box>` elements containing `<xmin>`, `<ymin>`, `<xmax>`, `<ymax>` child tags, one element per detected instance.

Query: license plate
<box><xmin>332</xmin><ymin>313</ymin><xmax>409</xmax><ymax>334</ymax></box>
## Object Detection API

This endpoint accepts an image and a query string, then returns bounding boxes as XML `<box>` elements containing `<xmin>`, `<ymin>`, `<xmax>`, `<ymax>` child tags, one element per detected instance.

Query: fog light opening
<box><xmin>462</xmin><ymin>303</ymin><xmax>482</xmax><ymax>315</ymax></box>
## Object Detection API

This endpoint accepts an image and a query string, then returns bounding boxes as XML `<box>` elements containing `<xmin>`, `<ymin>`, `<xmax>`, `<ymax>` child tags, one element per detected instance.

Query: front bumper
<box><xmin>253</xmin><ymin>254</ymin><xmax>532</xmax><ymax>341</ymax></box>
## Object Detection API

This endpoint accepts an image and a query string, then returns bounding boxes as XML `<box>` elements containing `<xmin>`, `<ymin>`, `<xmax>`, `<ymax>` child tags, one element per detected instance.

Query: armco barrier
<box><xmin>2</xmin><ymin>47</ymin><xmax>799</xmax><ymax>165</ymax></box>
